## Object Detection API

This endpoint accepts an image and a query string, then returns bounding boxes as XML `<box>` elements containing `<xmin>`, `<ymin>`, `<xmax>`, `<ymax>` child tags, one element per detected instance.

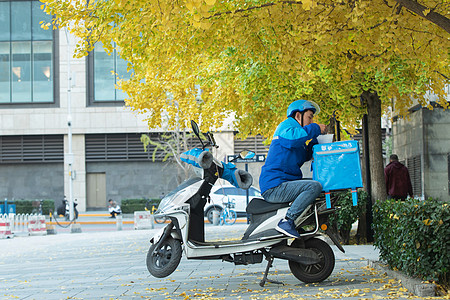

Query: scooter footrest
<box><xmin>188</xmin><ymin>239</ymin><xmax>245</xmax><ymax>247</ymax></box>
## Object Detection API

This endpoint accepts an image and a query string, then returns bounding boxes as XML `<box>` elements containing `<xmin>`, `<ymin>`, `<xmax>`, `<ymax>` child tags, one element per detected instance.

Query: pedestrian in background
<box><xmin>108</xmin><ymin>199</ymin><xmax>122</xmax><ymax>218</ymax></box>
<box><xmin>384</xmin><ymin>154</ymin><xmax>413</xmax><ymax>201</ymax></box>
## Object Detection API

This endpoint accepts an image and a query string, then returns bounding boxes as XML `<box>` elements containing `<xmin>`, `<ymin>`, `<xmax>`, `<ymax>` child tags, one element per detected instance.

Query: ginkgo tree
<box><xmin>42</xmin><ymin>0</ymin><xmax>449</xmax><ymax>205</ymax></box>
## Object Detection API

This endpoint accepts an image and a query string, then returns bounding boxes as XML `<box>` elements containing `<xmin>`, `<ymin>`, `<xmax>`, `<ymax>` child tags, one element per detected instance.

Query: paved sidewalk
<box><xmin>0</xmin><ymin>224</ymin><xmax>442</xmax><ymax>300</ymax></box>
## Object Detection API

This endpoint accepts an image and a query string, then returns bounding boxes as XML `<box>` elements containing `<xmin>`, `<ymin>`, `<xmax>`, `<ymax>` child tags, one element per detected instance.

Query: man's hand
<box><xmin>318</xmin><ymin>124</ymin><xmax>327</xmax><ymax>134</ymax></box>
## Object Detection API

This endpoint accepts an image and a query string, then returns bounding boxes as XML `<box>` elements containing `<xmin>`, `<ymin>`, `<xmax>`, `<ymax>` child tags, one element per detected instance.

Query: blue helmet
<box><xmin>286</xmin><ymin>100</ymin><xmax>320</xmax><ymax>118</ymax></box>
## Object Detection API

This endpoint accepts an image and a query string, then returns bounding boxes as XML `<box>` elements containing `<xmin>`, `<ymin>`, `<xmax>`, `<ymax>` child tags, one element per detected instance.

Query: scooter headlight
<box><xmin>157</xmin><ymin>193</ymin><xmax>178</xmax><ymax>213</ymax></box>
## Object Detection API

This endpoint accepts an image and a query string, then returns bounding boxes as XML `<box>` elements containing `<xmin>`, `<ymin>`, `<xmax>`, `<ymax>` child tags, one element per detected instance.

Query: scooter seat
<box><xmin>246</xmin><ymin>198</ymin><xmax>290</xmax><ymax>215</ymax></box>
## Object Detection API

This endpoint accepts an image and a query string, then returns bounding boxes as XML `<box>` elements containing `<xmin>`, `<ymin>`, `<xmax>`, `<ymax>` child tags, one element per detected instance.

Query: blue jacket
<box><xmin>259</xmin><ymin>117</ymin><xmax>321</xmax><ymax>194</ymax></box>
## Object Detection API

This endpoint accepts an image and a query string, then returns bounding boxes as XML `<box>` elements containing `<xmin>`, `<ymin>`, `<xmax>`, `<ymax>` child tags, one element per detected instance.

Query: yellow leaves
<box><xmin>423</xmin><ymin>219</ymin><xmax>432</xmax><ymax>226</ymax></box>
<box><xmin>192</xmin><ymin>19</ymin><xmax>212</xmax><ymax>30</ymax></box>
<box><xmin>43</xmin><ymin>0</ymin><xmax>449</xmax><ymax>137</ymax></box>
<box><xmin>301</xmin><ymin>0</ymin><xmax>313</xmax><ymax>11</ymax></box>
<box><xmin>341</xmin><ymin>288</ymin><xmax>362</xmax><ymax>297</ymax></box>
<box><xmin>39</xmin><ymin>21</ymin><xmax>52</xmax><ymax>30</ymax></box>
<box><xmin>389</xmin><ymin>213</ymin><xmax>399</xmax><ymax>220</ymax></box>
<box><xmin>422</xmin><ymin>8</ymin><xmax>431</xmax><ymax>16</ymax></box>
<box><xmin>186</xmin><ymin>0</ymin><xmax>215</xmax><ymax>25</ymax></box>
<box><xmin>145</xmin><ymin>287</ymin><xmax>167</xmax><ymax>292</ymax></box>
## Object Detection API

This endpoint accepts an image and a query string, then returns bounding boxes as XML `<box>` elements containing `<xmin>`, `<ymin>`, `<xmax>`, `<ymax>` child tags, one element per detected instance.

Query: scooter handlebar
<box><xmin>233</xmin><ymin>168</ymin><xmax>253</xmax><ymax>190</ymax></box>
<box><xmin>197</xmin><ymin>150</ymin><xmax>214</xmax><ymax>169</ymax></box>
<box><xmin>181</xmin><ymin>148</ymin><xmax>253</xmax><ymax>189</ymax></box>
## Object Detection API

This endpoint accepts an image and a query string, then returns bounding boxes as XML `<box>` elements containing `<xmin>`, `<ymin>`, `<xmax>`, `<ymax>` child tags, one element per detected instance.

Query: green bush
<box><xmin>121</xmin><ymin>198</ymin><xmax>161</xmax><ymax>214</ymax></box>
<box><xmin>373</xmin><ymin>198</ymin><xmax>449</xmax><ymax>285</ymax></box>
<box><xmin>2</xmin><ymin>199</ymin><xmax>55</xmax><ymax>215</ymax></box>
<box><xmin>328</xmin><ymin>189</ymin><xmax>368</xmax><ymax>244</ymax></box>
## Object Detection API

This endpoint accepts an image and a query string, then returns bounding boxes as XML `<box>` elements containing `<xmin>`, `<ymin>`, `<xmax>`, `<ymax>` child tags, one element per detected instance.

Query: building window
<box><xmin>234</xmin><ymin>134</ymin><xmax>269</xmax><ymax>156</ymax></box>
<box><xmin>0</xmin><ymin>135</ymin><xmax>63</xmax><ymax>163</ymax></box>
<box><xmin>407</xmin><ymin>155</ymin><xmax>422</xmax><ymax>197</ymax></box>
<box><xmin>0</xmin><ymin>0</ymin><xmax>56</xmax><ymax>105</ymax></box>
<box><xmin>87</xmin><ymin>42</ymin><xmax>130</xmax><ymax>106</ymax></box>
<box><xmin>85</xmin><ymin>133</ymin><xmax>164</xmax><ymax>162</ymax></box>
<box><xmin>85</xmin><ymin>133</ymin><xmax>202</xmax><ymax>162</ymax></box>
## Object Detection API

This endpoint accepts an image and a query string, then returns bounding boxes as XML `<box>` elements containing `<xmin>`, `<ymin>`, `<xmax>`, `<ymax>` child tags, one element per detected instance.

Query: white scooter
<box><xmin>146</xmin><ymin>121</ymin><xmax>345</xmax><ymax>286</ymax></box>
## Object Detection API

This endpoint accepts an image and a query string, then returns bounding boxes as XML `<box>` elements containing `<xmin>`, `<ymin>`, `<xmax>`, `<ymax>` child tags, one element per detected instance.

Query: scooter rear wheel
<box><xmin>146</xmin><ymin>237</ymin><xmax>182</xmax><ymax>278</ymax></box>
<box><xmin>288</xmin><ymin>238</ymin><xmax>335</xmax><ymax>283</ymax></box>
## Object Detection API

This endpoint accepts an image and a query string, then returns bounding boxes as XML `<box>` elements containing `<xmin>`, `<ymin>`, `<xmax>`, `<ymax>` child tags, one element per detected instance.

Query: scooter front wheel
<box><xmin>288</xmin><ymin>238</ymin><xmax>335</xmax><ymax>283</ymax></box>
<box><xmin>146</xmin><ymin>237</ymin><xmax>182</xmax><ymax>278</ymax></box>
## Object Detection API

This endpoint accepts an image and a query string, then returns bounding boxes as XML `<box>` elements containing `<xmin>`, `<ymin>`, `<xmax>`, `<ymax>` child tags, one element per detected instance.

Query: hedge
<box><xmin>373</xmin><ymin>198</ymin><xmax>449</xmax><ymax>285</ymax></box>
<box><xmin>1</xmin><ymin>199</ymin><xmax>55</xmax><ymax>215</ymax></box>
<box><xmin>121</xmin><ymin>198</ymin><xmax>161</xmax><ymax>214</ymax></box>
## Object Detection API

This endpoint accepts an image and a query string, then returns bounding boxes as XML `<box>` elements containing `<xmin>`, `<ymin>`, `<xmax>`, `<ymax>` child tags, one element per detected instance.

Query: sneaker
<box><xmin>276</xmin><ymin>219</ymin><xmax>300</xmax><ymax>238</ymax></box>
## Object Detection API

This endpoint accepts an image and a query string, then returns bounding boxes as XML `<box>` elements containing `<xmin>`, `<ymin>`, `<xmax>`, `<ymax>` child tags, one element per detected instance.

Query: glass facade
<box><xmin>0</xmin><ymin>0</ymin><xmax>53</xmax><ymax>104</ymax></box>
<box><xmin>93</xmin><ymin>42</ymin><xmax>128</xmax><ymax>102</ymax></box>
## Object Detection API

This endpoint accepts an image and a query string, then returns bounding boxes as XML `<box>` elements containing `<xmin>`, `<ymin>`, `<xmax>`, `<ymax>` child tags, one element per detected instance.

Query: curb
<box><xmin>47</xmin><ymin>220</ymin><xmax>134</xmax><ymax>225</ymax></box>
<box><xmin>369</xmin><ymin>260</ymin><xmax>437</xmax><ymax>297</ymax></box>
<box><xmin>47</xmin><ymin>218</ymin><xmax>248</xmax><ymax>226</ymax></box>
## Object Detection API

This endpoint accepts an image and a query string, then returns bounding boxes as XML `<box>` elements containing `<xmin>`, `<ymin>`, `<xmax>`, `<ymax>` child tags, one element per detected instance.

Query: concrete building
<box><xmin>392</xmin><ymin>103</ymin><xmax>450</xmax><ymax>201</ymax></box>
<box><xmin>0</xmin><ymin>0</ymin><xmax>243</xmax><ymax>211</ymax></box>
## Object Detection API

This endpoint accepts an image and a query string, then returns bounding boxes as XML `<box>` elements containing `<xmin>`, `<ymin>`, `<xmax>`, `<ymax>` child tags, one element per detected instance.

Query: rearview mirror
<box><xmin>191</xmin><ymin>120</ymin><xmax>206</xmax><ymax>149</ymax></box>
<box><xmin>191</xmin><ymin>120</ymin><xmax>200</xmax><ymax>137</ymax></box>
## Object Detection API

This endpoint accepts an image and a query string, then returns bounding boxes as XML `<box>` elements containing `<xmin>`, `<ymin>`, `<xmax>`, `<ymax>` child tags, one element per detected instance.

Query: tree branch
<box><xmin>206</xmin><ymin>1</ymin><xmax>339</xmax><ymax>19</ymax></box>
<box><xmin>205</xmin><ymin>0</ymin><xmax>450</xmax><ymax>34</ymax></box>
<box><xmin>393</xmin><ymin>0</ymin><xmax>450</xmax><ymax>34</ymax></box>
<box><xmin>434</xmin><ymin>70</ymin><xmax>449</xmax><ymax>80</ymax></box>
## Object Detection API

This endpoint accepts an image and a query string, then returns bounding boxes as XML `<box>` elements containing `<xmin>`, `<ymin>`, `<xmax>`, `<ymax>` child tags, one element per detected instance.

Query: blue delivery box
<box><xmin>312</xmin><ymin>140</ymin><xmax>363</xmax><ymax>208</ymax></box>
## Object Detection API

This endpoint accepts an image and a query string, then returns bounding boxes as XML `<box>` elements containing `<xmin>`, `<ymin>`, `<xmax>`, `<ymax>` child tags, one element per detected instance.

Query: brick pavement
<box><xmin>0</xmin><ymin>224</ymin><xmax>443</xmax><ymax>300</ymax></box>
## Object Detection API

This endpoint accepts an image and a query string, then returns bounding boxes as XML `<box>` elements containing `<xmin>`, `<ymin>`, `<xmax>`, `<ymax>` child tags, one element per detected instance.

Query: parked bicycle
<box><xmin>145</xmin><ymin>199</ymin><xmax>167</xmax><ymax>224</ymax></box>
<box><xmin>219</xmin><ymin>197</ymin><xmax>237</xmax><ymax>225</ymax></box>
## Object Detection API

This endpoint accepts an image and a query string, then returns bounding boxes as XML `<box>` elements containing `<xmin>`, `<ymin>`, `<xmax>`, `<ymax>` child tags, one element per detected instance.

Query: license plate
<box><xmin>152</xmin><ymin>227</ymin><xmax>165</xmax><ymax>244</ymax></box>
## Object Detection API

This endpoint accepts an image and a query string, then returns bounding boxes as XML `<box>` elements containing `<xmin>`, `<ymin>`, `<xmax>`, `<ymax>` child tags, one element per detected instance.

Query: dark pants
<box><xmin>262</xmin><ymin>180</ymin><xmax>322</xmax><ymax>221</ymax></box>
<box><xmin>387</xmin><ymin>195</ymin><xmax>406</xmax><ymax>201</ymax></box>
<box><xmin>110</xmin><ymin>211</ymin><xmax>121</xmax><ymax>218</ymax></box>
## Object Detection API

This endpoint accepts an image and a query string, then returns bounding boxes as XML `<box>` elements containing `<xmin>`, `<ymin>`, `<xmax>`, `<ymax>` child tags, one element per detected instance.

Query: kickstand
<box><xmin>259</xmin><ymin>255</ymin><xmax>284</xmax><ymax>287</ymax></box>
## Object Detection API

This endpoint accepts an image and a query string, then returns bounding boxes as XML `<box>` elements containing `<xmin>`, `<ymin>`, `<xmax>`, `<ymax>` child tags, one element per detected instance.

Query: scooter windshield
<box><xmin>157</xmin><ymin>177</ymin><xmax>204</xmax><ymax>213</ymax></box>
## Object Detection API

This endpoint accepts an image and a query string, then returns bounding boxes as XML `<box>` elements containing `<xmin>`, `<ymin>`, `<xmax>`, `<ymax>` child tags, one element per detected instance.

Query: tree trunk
<box><xmin>327</xmin><ymin>116</ymin><xmax>336</xmax><ymax>139</ymax></box>
<box><xmin>357</xmin><ymin>114</ymin><xmax>370</xmax><ymax>242</ymax></box>
<box><xmin>326</xmin><ymin>115</ymin><xmax>341</xmax><ymax>141</ymax></box>
<box><xmin>362</xmin><ymin>91</ymin><xmax>387</xmax><ymax>203</ymax></box>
